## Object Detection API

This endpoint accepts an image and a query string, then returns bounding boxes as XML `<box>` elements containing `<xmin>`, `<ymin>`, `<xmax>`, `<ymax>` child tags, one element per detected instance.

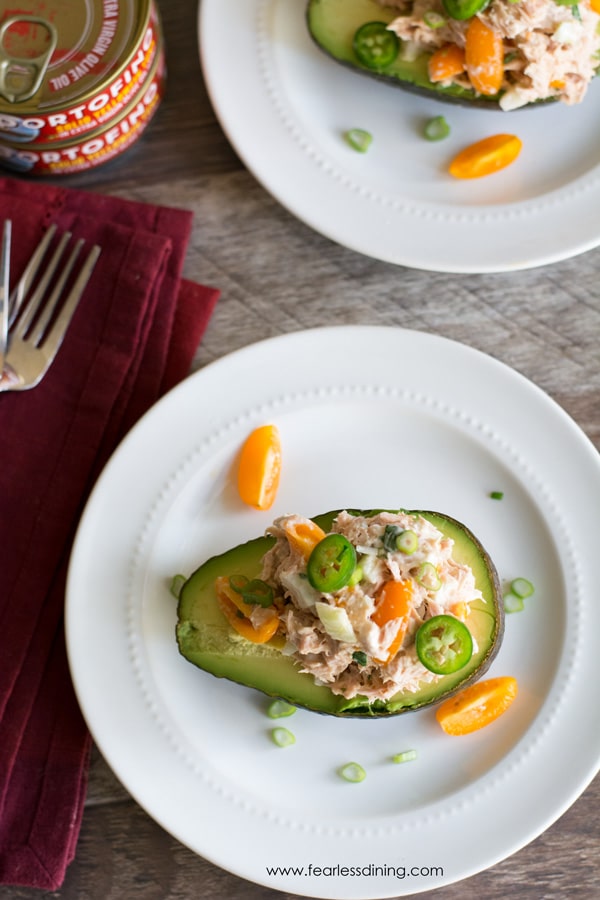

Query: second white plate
<box><xmin>200</xmin><ymin>0</ymin><xmax>600</xmax><ymax>272</ymax></box>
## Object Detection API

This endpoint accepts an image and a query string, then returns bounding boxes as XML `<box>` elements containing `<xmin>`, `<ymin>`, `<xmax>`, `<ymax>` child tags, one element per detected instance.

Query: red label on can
<box><xmin>0</xmin><ymin>4</ymin><xmax>160</xmax><ymax>143</ymax></box>
<box><xmin>0</xmin><ymin>50</ymin><xmax>165</xmax><ymax>175</ymax></box>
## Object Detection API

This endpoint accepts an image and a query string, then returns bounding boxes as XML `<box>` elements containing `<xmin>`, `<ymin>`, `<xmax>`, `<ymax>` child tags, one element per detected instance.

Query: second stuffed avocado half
<box><xmin>176</xmin><ymin>508</ymin><xmax>504</xmax><ymax>717</ymax></box>
<box><xmin>306</xmin><ymin>0</ymin><xmax>504</xmax><ymax>108</ymax></box>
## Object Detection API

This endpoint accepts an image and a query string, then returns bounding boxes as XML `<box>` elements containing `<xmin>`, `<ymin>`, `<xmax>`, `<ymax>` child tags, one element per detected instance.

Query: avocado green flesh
<box><xmin>306</xmin><ymin>0</ymin><xmax>506</xmax><ymax>109</ymax></box>
<box><xmin>176</xmin><ymin>509</ymin><xmax>504</xmax><ymax>717</ymax></box>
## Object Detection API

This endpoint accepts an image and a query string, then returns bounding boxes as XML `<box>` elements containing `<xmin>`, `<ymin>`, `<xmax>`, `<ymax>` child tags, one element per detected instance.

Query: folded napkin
<box><xmin>0</xmin><ymin>176</ymin><xmax>219</xmax><ymax>889</ymax></box>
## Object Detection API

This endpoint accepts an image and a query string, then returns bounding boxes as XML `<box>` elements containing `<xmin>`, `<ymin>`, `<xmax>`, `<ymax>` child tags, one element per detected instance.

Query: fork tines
<box><xmin>9</xmin><ymin>225</ymin><xmax>101</xmax><ymax>350</ymax></box>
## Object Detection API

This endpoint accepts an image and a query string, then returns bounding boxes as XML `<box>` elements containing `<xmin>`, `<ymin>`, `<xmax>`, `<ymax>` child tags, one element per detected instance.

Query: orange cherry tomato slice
<box><xmin>435</xmin><ymin>675</ymin><xmax>518</xmax><ymax>735</ymax></box>
<box><xmin>215</xmin><ymin>576</ymin><xmax>279</xmax><ymax>643</ymax></box>
<box><xmin>428</xmin><ymin>44</ymin><xmax>466</xmax><ymax>84</ymax></box>
<box><xmin>372</xmin><ymin>579</ymin><xmax>414</xmax><ymax>663</ymax></box>
<box><xmin>449</xmin><ymin>134</ymin><xmax>522</xmax><ymax>179</ymax></box>
<box><xmin>465</xmin><ymin>17</ymin><xmax>504</xmax><ymax>96</ymax></box>
<box><xmin>237</xmin><ymin>424</ymin><xmax>282</xmax><ymax>510</ymax></box>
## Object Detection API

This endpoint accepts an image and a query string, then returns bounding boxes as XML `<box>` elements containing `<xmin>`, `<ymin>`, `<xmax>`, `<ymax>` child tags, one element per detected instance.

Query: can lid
<box><xmin>0</xmin><ymin>0</ymin><xmax>152</xmax><ymax>113</ymax></box>
<box><xmin>0</xmin><ymin>16</ymin><xmax>57</xmax><ymax>103</ymax></box>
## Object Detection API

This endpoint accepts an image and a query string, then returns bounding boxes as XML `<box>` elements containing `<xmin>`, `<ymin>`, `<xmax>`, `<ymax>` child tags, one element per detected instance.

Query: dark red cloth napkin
<box><xmin>0</xmin><ymin>176</ymin><xmax>219</xmax><ymax>889</ymax></box>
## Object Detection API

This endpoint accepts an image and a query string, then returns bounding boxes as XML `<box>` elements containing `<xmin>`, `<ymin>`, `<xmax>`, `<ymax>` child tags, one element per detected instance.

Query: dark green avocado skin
<box><xmin>176</xmin><ymin>509</ymin><xmax>504</xmax><ymax>718</ymax></box>
<box><xmin>306</xmin><ymin>0</ymin><xmax>550</xmax><ymax>110</ymax></box>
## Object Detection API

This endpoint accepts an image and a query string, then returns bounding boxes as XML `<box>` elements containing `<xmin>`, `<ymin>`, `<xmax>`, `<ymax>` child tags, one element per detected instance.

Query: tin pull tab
<box><xmin>0</xmin><ymin>16</ymin><xmax>57</xmax><ymax>104</ymax></box>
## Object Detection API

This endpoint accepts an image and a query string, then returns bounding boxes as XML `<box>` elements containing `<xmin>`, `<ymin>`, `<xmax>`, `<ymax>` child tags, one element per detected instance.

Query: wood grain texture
<box><xmin>3</xmin><ymin>0</ymin><xmax>599</xmax><ymax>897</ymax></box>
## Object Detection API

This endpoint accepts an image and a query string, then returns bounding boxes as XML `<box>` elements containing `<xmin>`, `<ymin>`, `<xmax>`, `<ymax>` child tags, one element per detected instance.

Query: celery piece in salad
<box><xmin>315</xmin><ymin>601</ymin><xmax>356</xmax><ymax>643</ymax></box>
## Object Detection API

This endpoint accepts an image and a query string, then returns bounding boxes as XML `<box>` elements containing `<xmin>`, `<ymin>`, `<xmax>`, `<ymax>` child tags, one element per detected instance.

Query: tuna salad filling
<box><xmin>253</xmin><ymin>510</ymin><xmax>484</xmax><ymax>701</ymax></box>
<box><xmin>379</xmin><ymin>0</ymin><xmax>600</xmax><ymax>109</ymax></box>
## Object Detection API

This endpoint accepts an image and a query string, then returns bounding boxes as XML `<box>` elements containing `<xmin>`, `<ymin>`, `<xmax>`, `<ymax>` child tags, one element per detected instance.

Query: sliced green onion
<box><xmin>267</xmin><ymin>700</ymin><xmax>297</xmax><ymax>719</ymax></box>
<box><xmin>270</xmin><ymin>727</ymin><xmax>296</xmax><ymax>748</ymax></box>
<box><xmin>229</xmin><ymin>574</ymin><xmax>249</xmax><ymax>593</ymax></box>
<box><xmin>352</xmin><ymin>650</ymin><xmax>368</xmax><ymax>666</ymax></box>
<box><xmin>424</xmin><ymin>115</ymin><xmax>450</xmax><ymax>142</ymax></box>
<box><xmin>344</xmin><ymin>128</ymin><xmax>373</xmax><ymax>153</ymax></box>
<box><xmin>169</xmin><ymin>574</ymin><xmax>186</xmax><ymax>600</ymax></box>
<box><xmin>504</xmin><ymin>593</ymin><xmax>524</xmax><ymax>613</ymax></box>
<box><xmin>489</xmin><ymin>490</ymin><xmax>504</xmax><ymax>500</ymax></box>
<box><xmin>338</xmin><ymin>762</ymin><xmax>366</xmax><ymax>783</ymax></box>
<box><xmin>241</xmin><ymin>578</ymin><xmax>274</xmax><ymax>607</ymax></box>
<box><xmin>396</xmin><ymin>529</ymin><xmax>418</xmax><ymax>554</ymax></box>
<box><xmin>510</xmin><ymin>577</ymin><xmax>534</xmax><ymax>599</ymax></box>
<box><xmin>423</xmin><ymin>10</ymin><xmax>447</xmax><ymax>27</ymax></box>
<box><xmin>416</xmin><ymin>561</ymin><xmax>442</xmax><ymax>591</ymax></box>
<box><xmin>392</xmin><ymin>749</ymin><xmax>418</xmax><ymax>764</ymax></box>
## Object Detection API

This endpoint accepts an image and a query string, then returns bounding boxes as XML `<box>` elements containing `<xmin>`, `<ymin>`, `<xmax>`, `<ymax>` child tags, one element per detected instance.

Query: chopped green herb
<box><xmin>382</xmin><ymin>524</ymin><xmax>404</xmax><ymax>552</ymax></box>
<box><xmin>504</xmin><ymin>593</ymin><xmax>524</xmax><ymax>614</ymax></box>
<box><xmin>338</xmin><ymin>762</ymin><xmax>366</xmax><ymax>783</ymax></box>
<box><xmin>169</xmin><ymin>574</ymin><xmax>186</xmax><ymax>599</ymax></box>
<box><xmin>392</xmin><ymin>749</ymin><xmax>418</xmax><ymax>764</ymax></box>
<box><xmin>267</xmin><ymin>700</ymin><xmax>297</xmax><ymax>719</ymax></box>
<box><xmin>489</xmin><ymin>491</ymin><xmax>504</xmax><ymax>500</ymax></box>
<box><xmin>352</xmin><ymin>650</ymin><xmax>368</xmax><ymax>667</ymax></box>
<box><xmin>344</xmin><ymin>128</ymin><xmax>373</xmax><ymax>153</ymax></box>
<box><xmin>510</xmin><ymin>577</ymin><xmax>534</xmax><ymax>599</ymax></box>
<box><xmin>270</xmin><ymin>727</ymin><xmax>296</xmax><ymax>748</ymax></box>
<box><xmin>423</xmin><ymin>115</ymin><xmax>450</xmax><ymax>142</ymax></box>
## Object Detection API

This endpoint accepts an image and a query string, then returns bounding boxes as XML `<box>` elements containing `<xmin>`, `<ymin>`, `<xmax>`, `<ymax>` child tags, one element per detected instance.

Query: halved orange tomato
<box><xmin>237</xmin><ymin>424</ymin><xmax>282</xmax><ymax>510</ymax></box>
<box><xmin>435</xmin><ymin>675</ymin><xmax>518</xmax><ymax>735</ymax></box>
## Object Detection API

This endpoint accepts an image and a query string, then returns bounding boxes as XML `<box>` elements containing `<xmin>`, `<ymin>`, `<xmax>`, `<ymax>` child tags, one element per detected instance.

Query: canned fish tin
<box><xmin>0</xmin><ymin>0</ymin><xmax>162</xmax><ymax>150</ymax></box>
<box><xmin>0</xmin><ymin>46</ymin><xmax>164</xmax><ymax>175</ymax></box>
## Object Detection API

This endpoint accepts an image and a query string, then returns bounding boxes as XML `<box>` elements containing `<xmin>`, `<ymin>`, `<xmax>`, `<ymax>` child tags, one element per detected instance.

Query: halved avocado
<box><xmin>176</xmin><ymin>509</ymin><xmax>504</xmax><ymax>717</ymax></box>
<box><xmin>307</xmin><ymin>0</ymin><xmax>506</xmax><ymax>109</ymax></box>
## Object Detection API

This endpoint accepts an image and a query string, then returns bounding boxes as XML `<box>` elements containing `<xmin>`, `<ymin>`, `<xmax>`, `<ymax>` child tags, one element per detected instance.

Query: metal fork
<box><xmin>0</xmin><ymin>226</ymin><xmax>101</xmax><ymax>392</ymax></box>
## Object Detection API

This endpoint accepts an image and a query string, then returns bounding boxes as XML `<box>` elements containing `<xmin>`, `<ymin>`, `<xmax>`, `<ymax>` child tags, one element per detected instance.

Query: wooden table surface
<box><xmin>5</xmin><ymin>0</ymin><xmax>600</xmax><ymax>898</ymax></box>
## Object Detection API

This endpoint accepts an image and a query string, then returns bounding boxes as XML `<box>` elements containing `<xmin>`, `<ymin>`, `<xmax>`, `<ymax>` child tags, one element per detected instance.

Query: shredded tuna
<box><xmin>259</xmin><ymin>510</ymin><xmax>484</xmax><ymax>703</ymax></box>
<box><xmin>380</xmin><ymin>0</ymin><xmax>600</xmax><ymax>108</ymax></box>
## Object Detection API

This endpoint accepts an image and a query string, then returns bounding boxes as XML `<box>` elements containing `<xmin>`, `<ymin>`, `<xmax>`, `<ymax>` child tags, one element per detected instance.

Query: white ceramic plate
<box><xmin>66</xmin><ymin>326</ymin><xmax>600</xmax><ymax>899</ymax></box>
<box><xmin>199</xmin><ymin>0</ymin><xmax>600</xmax><ymax>273</ymax></box>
